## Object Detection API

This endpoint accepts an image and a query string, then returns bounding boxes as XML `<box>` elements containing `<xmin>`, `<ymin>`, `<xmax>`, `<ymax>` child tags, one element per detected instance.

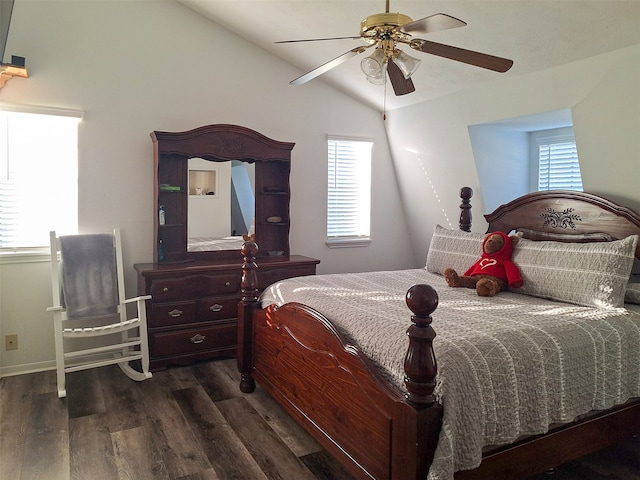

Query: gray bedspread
<box><xmin>260</xmin><ymin>268</ymin><xmax>640</xmax><ymax>480</ymax></box>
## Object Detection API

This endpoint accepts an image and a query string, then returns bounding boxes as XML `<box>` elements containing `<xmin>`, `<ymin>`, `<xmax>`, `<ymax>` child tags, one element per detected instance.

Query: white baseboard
<box><xmin>0</xmin><ymin>360</ymin><xmax>56</xmax><ymax>378</ymax></box>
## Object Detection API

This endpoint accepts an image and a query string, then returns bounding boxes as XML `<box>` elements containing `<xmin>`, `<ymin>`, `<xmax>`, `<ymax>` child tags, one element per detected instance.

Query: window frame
<box><xmin>0</xmin><ymin>103</ymin><xmax>82</xmax><ymax>257</ymax></box>
<box><xmin>529</xmin><ymin>127</ymin><xmax>583</xmax><ymax>192</ymax></box>
<box><xmin>326</xmin><ymin>136</ymin><xmax>372</xmax><ymax>248</ymax></box>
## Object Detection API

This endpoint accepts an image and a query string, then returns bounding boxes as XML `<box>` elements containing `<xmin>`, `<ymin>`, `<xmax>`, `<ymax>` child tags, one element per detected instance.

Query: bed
<box><xmin>237</xmin><ymin>188</ymin><xmax>640</xmax><ymax>480</ymax></box>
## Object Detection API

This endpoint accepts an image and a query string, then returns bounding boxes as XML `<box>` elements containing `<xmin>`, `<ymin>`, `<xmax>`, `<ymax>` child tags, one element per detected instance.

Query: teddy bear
<box><xmin>444</xmin><ymin>231</ymin><xmax>523</xmax><ymax>297</ymax></box>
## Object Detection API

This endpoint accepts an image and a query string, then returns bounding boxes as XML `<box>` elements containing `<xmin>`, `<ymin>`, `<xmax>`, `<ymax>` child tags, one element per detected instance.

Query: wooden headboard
<box><xmin>459</xmin><ymin>188</ymin><xmax>640</xmax><ymax>259</ymax></box>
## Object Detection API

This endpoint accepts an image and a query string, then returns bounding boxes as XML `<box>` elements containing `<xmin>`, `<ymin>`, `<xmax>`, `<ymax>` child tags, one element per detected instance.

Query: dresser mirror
<box><xmin>152</xmin><ymin>124</ymin><xmax>293</xmax><ymax>262</ymax></box>
<box><xmin>187</xmin><ymin>158</ymin><xmax>255</xmax><ymax>252</ymax></box>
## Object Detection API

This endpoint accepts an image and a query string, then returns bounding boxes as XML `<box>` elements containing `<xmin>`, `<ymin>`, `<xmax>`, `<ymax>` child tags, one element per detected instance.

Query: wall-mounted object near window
<box><xmin>1</xmin><ymin>1</ymin><xmax>27</xmax><ymax>89</ymax></box>
<box><xmin>0</xmin><ymin>56</ymin><xmax>27</xmax><ymax>89</ymax></box>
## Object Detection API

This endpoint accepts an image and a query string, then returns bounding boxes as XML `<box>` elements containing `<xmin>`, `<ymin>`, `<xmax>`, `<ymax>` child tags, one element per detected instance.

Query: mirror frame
<box><xmin>151</xmin><ymin>124</ymin><xmax>294</xmax><ymax>262</ymax></box>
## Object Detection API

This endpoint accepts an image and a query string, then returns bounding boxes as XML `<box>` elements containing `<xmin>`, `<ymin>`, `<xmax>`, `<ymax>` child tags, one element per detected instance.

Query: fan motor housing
<box><xmin>360</xmin><ymin>12</ymin><xmax>413</xmax><ymax>38</ymax></box>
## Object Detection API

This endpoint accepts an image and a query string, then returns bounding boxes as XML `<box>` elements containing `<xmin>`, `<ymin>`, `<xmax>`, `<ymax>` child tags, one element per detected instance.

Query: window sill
<box><xmin>326</xmin><ymin>237</ymin><xmax>371</xmax><ymax>248</ymax></box>
<box><xmin>0</xmin><ymin>248</ymin><xmax>50</xmax><ymax>264</ymax></box>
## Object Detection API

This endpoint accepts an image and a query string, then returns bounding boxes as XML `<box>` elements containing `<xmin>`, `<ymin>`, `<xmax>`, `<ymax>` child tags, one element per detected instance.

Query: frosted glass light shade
<box><xmin>365</xmin><ymin>70</ymin><xmax>387</xmax><ymax>84</ymax></box>
<box><xmin>361</xmin><ymin>48</ymin><xmax>387</xmax><ymax>83</ymax></box>
<box><xmin>394</xmin><ymin>49</ymin><xmax>421</xmax><ymax>79</ymax></box>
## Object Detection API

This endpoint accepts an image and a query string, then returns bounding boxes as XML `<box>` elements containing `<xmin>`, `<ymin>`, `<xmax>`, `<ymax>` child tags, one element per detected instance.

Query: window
<box><xmin>531</xmin><ymin>128</ymin><xmax>583</xmax><ymax>191</ymax></box>
<box><xmin>0</xmin><ymin>105</ymin><xmax>81</xmax><ymax>249</ymax></box>
<box><xmin>327</xmin><ymin>137</ymin><xmax>372</xmax><ymax>247</ymax></box>
<box><xmin>469</xmin><ymin>110</ymin><xmax>583</xmax><ymax>211</ymax></box>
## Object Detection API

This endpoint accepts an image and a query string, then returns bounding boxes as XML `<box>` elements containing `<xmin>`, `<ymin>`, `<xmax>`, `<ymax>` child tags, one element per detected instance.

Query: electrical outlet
<box><xmin>5</xmin><ymin>334</ymin><xmax>18</xmax><ymax>351</ymax></box>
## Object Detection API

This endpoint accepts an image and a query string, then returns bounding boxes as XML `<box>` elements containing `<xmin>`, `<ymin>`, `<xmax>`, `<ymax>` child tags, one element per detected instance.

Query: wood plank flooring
<box><xmin>1</xmin><ymin>358</ymin><xmax>638</xmax><ymax>480</ymax></box>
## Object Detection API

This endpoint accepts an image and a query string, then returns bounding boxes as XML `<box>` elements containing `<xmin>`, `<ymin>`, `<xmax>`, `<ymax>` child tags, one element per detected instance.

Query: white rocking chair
<box><xmin>47</xmin><ymin>229</ymin><xmax>152</xmax><ymax>398</ymax></box>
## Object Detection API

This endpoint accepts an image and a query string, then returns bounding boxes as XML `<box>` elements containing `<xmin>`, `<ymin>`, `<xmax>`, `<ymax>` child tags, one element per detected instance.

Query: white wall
<box><xmin>385</xmin><ymin>44</ymin><xmax>640</xmax><ymax>266</ymax></box>
<box><xmin>0</xmin><ymin>256</ymin><xmax>53</xmax><ymax>375</ymax></box>
<box><xmin>467</xmin><ymin>126</ymin><xmax>529</xmax><ymax>213</ymax></box>
<box><xmin>0</xmin><ymin>0</ymin><xmax>414</xmax><ymax>375</ymax></box>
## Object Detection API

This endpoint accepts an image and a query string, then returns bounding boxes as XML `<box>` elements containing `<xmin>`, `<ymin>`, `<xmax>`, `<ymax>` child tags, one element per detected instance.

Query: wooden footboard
<box><xmin>237</xmin><ymin>242</ymin><xmax>443</xmax><ymax>480</ymax></box>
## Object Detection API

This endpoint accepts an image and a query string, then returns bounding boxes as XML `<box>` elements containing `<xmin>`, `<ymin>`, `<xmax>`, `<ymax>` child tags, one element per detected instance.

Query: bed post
<box><xmin>404</xmin><ymin>284</ymin><xmax>439</xmax><ymax>406</ymax></box>
<box><xmin>399</xmin><ymin>284</ymin><xmax>443</xmax><ymax>479</ymax></box>
<box><xmin>459</xmin><ymin>186</ymin><xmax>473</xmax><ymax>232</ymax></box>
<box><xmin>238</xmin><ymin>241</ymin><xmax>259</xmax><ymax>393</ymax></box>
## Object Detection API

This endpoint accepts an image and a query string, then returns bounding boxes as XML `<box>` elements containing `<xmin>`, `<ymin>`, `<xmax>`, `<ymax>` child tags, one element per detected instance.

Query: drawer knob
<box><xmin>210</xmin><ymin>304</ymin><xmax>223</xmax><ymax>312</ymax></box>
<box><xmin>163</xmin><ymin>287</ymin><xmax>169</xmax><ymax>293</ymax></box>
<box><xmin>190</xmin><ymin>334</ymin><xmax>206</xmax><ymax>344</ymax></box>
<box><xmin>225</xmin><ymin>281</ymin><xmax>231</xmax><ymax>287</ymax></box>
<box><xmin>168</xmin><ymin>309</ymin><xmax>183</xmax><ymax>318</ymax></box>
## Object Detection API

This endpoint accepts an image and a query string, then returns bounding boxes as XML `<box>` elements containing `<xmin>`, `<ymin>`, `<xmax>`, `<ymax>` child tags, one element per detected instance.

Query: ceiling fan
<box><xmin>277</xmin><ymin>0</ymin><xmax>514</xmax><ymax>96</ymax></box>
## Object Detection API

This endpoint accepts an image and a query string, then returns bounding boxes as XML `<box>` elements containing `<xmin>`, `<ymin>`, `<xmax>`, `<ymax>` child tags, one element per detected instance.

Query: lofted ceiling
<box><xmin>177</xmin><ymin>0</ymin><xmax>640</xmax><ymax>112</ymax></box>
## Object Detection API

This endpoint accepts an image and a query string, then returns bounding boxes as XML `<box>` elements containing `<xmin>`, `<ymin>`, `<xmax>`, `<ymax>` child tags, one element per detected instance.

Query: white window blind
<box><xmin>0</xmin><ymin>107</ymin><xmax>80</xmax><ymax>249</ymax></box>
<box><xmin>537</xmin><ymin>135</ymin><xmax>583</xmax><ymax>191</ymax></box>
<box><xmin>327</xmin><ymin>138</ymin><xmax>371</xmax><ymax>246</ymax></box>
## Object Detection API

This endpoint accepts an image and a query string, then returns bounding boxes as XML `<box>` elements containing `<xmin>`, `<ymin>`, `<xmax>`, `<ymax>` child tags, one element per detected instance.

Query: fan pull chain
<box><xmin>382</xmin><ymin>78</ymin><xmax>387</xmax><ymax>120</ymax></box>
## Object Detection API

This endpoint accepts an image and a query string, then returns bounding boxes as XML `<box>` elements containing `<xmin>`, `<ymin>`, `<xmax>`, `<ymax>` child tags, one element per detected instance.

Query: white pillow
<box><xmin>513</xmin><ymin>235</ymin><xmax>638</xmax><ymax>309</ymax></box>
<box><xmin>426</xmin><ymin>225</ymin><xmax>484</xmax><ymax>275</ymax></box>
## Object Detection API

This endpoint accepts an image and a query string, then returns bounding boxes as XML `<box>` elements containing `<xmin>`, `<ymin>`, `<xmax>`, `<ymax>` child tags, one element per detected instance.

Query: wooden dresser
<box><xmin>138</xmin><ymin>124</ymin><xmax>319</xmax><ymax>370</ymax></box>
<box><xmin>135</xmin><ymin>255</ymin><xmax>319</xmax><ymax>371</ymax></box>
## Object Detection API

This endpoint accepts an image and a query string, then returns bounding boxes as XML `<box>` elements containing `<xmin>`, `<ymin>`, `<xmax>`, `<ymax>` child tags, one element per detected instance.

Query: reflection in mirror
<box><xmin>187</xmin><ymin>158</ymin><xmax>255</xmax><ymax>252</ymax></box>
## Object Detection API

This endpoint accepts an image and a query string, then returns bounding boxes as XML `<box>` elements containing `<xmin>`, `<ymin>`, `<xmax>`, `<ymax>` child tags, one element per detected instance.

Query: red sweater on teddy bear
<box><xmin>464</xmin><ymin>231</ymin><xmax>523</xmax><ymax>288</ymax></box>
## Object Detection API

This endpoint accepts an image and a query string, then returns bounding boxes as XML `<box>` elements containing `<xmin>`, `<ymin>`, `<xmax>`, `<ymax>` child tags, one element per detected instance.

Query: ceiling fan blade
<box><xmin>276</xmin><ymin>36</ymin><xmax>361</xmax><ymax>44</ymax></box>
<box><xmin>400</xmin><ymin>13</ymin><xmax>466</xmax><ymax>35</ymax></box>
<box><xmin>411</xmin><ymin>39</ymin><xmax>513</xmax><ymax>72</ymax></box>
<box><xmin>387</xmin><ymin>59</ymin><xmax>415</xmax><ymax>96</ymax></box>
<box><xmin>290</xmin><ymin>45</ymin><xmax>370</xmax><ymax>85</ymax></box>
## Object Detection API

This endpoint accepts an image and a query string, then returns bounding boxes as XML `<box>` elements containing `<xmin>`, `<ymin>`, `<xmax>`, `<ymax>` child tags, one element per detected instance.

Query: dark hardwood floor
<box><xmin>1</xmin><ymin>358</ymin><xmax>638</xmax><ymax>480</ymax></box>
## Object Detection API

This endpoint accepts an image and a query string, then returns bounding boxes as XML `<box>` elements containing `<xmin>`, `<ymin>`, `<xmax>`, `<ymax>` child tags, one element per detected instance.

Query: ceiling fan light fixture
<box><xmin>279</xmin><ymin>4</ymin><xmax>514</xmax><ymax>94</ymax></box>
<box><xmin>393</xmin><ymin>49</ymin><xmax>421</xmax><ymax>79</ymax></box>
<box><xmin>365</xmin><ymin>68</ymin><xmax>387</xmax><ymax>85</ymax></box>
<box><xmin>361</xmin><ymin>48</ymin><xmax>387</xmax><ymax>82</ymax></box>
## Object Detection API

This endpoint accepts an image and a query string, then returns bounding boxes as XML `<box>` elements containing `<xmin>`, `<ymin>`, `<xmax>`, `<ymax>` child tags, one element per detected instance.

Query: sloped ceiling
<box><xmin>177</xmin><ymin>0</ymin><xmax>640</xmax><ymax>111</ymax></box>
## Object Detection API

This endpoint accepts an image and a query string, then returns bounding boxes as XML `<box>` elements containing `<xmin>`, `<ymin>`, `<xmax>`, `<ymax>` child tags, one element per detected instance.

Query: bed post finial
<box><xmin>238</xmin><ymin>241</ymin><xmax>259</xmax><ymax>393</ymax></box>
<box><xmin>404</xmin><ymin>284</ymin><xmax>439</xmax><ymax>406</ymax></box>
<box><xmin>459</xmin><ymin>187</ymin><xmax>473</xmax><ymax>232</ymax></box>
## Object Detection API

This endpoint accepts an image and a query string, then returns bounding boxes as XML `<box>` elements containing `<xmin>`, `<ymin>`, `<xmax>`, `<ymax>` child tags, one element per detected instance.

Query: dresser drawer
<box><xmin>149</xmin><ymin>322</ymin><xmax>237</xmax><ymax>357</ymax></box>
<box><xmin>150</xmin><ymin>278</ymin><xmax>192</xmax><ymax>302</ymax></box>
<box><xmin>149</xmin><ymin>301</ymin><xmax>197</xmax><ymax>328</ymax></box>
<box><xmin>198</xmin><ymin>273</ymin><xmax>241</xmax><ymax>296</ymax></box>
<box><xmin>197</xmin><ymin>296</ymin><xmax>240</xmax><ymax>322</ymax></box>
<box><xmin>150</xmin><ymin>272</ymin><xmax>241</xmax><ymax>302</ymax></box>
